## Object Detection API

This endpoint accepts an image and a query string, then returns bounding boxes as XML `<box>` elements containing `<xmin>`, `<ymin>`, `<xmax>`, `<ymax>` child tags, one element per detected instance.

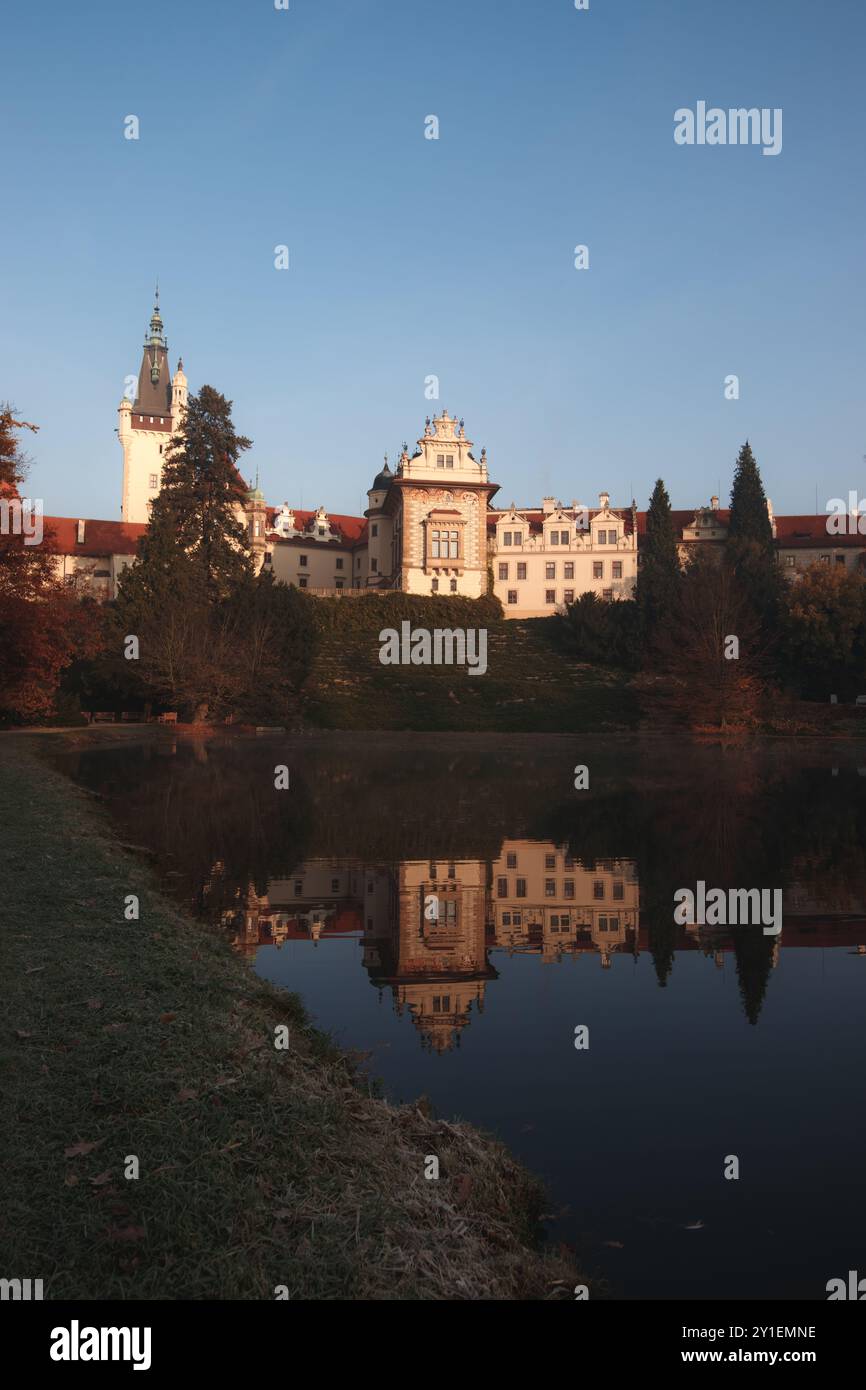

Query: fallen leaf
<box><xmin>64</xmin><ymin>1140</ymin><xmax>102</xmax><ymax>1158</ymax></box>
<box><xmin>25</xmin><ymin>966</ymin><xmax>46</xmax><ymax>975</ymax></box>
<box><xmin>86</xmin><ymin>999</ymin><xmax>103</xmax><ymax>1011</ymax></box>
<box><xmin>159</xmin><ymin>1012</ymin><xmax>177</xmax><ymax>1024</ymax></box>
<box><xmin>176</xmin><ymin>1088</ymin><xmax>197</xmax><ymax>1102</ymax></box>
<box><xmin>64</xmin><ymin>1173</ymin><xmax>80</xmax><ymax>1187</ymax></box>
<box><xmin>89</xmin><ymin>1171</ymin><xmax>113</xmax><ymax>1186</ymax></box>
<box><xmin>102</xmin><ymin>1023</ymin><xmax>126</xmax><ymax>1034</ymax></box>
<box><xmin>603</xmin><ymin>1240</ymin><xmax>625</xmax><ymax>1249</ymax></box>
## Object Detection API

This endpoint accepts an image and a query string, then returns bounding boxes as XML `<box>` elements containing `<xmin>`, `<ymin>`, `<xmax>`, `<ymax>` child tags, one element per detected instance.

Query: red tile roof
<box><xmin>41</xmin><ymin>517</ymin><xmax>147</xmax><ymax>556</ymax></box>
<box><xmin>774</xmin><ymin>515</ymin><xmax>865</xmax><ymax>547</ymax></box>
<box><xmin>265</xmin><ymin>507</ymin><xmax>368</xmax><ymax>545</ymax></box>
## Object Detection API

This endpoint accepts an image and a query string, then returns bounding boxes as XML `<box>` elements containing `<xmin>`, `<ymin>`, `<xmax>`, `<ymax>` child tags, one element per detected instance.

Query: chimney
<box><xmin>76</xmin><ymin>519</ymin><xmax>86</xmax><ymax>544</ymax></box>
<box><xmin>542</xmin><ymin>495</ymin><xmax>556</xmax><ymax>515</ymax></box>
<box><xmin>599</xmin><ymin>491</ymin><xmax>610</xmax><ymax>509</ymax></box>
<box><xmin>710</xmin><ymin>495</ymin><xmax>719</xmax><ymax>510</ymax></box>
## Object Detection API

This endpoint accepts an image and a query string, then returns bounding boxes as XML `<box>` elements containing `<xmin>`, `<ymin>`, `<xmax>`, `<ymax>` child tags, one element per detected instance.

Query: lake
<box><xmin>55</xmin><ymin>732</ymin><xmax>866</xmax><ymax>1301</ymax></box>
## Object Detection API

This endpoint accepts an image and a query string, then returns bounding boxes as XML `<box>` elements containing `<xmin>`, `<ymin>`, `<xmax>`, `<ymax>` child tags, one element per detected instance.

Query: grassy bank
<box><xmin>0</xmin><ymin>739</ymin><xmax>582</xmax><ymax>1300</ymax></box>
<box><xmin>303</xmin><ymin>593</ymin><xmax>637</xmax><ymax>731</ymax></box>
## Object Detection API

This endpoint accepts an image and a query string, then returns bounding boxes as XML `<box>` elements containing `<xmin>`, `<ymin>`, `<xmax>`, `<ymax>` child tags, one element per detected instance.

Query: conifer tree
<box><xmin>637</xmin><ymin>479</ymin><xmax>681</xmax><ymax>638</ymax></box>
<box><xmin>725</xmin><ymin>441</ymin><xmax>783</xmax><ymax>624</ymax></box>
<box><xmin>152</xmin><ymin>385</ymin><xmax>254</xmax><ymax>598</ymax></box>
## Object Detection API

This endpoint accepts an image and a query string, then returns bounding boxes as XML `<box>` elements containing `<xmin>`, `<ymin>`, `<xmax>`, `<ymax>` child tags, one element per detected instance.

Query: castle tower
<box><xmin>245</xmin><ymin>477</ymin><xmax>268</xmax><ymax>573</ymax></box>
<box><xmin>119</xmin><ymin>287</ymin><xmax>185</xmax><ymax>523</ymax></box>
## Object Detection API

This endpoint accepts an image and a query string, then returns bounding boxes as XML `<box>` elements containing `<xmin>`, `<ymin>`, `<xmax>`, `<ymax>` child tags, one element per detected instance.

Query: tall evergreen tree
<box><xmin>728</xmin><ymin>441</ymin><xmax>774</xmax><ymax>548</ymax></box>
<box><xmin>726</xmin><ymin>441</ymin><xmax>783</xmax><ymax>625</ymax></box>
<box><xmin>637</xmin><ymin>479</ymin><xmax>681</xmax><ymax>640</ymax></box>
<box><xmin>152</xmin><ymin>385</ymin><xmax>254</xmax><ymax>597</ymax></box>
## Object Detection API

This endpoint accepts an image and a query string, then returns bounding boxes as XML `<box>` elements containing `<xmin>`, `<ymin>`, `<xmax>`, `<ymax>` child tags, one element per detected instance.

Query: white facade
<box><xmin>489</xmin><ymin>494</ymin><xmax>638</xmax><ymax>617</ymax></box>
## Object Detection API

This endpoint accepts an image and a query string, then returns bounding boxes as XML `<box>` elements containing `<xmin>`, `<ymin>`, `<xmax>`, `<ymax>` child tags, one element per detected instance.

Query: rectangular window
<box><xmin>820</xmin><ymin>554</ymin><xmax>830</xmax><ymax>563</ymax></box>
<box><xmin>516</xmin><ymin>878</ymin><xmax>527</xmax><ymax>898</ymax></box>
<box><xmin>498</xmin><ymin>563</ymin><xmax>509</xmax><ymax>580</ymax></box>
<box><xmin>437</xmin><ymin>454</ymin><xmax>445</xmax><ymax>468</ymax></box>
<box><xmin>545</xmin><ymin>853</ymin><xmax>556</xmax><ymax>869</ymax></box>
<box><xmin>564</xmin><ymin>562</ymin><xmax>574</xmax><ymax>579</ymax></box>
<box><xmin>513</xmin><ymin>531</ymin><xmax>523</xmax><ymax>544</ymax></box>
<box><xmin>597</xmin><ymin>530</ymin><xmax>607</xmax><ymax>545</ymax></box>
<box><xmin>507</xmin><ymin>589</ymin><xmax>517</xmax><ymax>605</ymax></box>
<box><xmin>294</xmin><ymin>881</ymin><xmax>302</xmax><ymax>895</ymax></box>
<box><xmin>545</xmin><ymin>880</ymin><xmax>556</xmax><ymax>897</ymax></box>
<box><xmin>836</xmin><ymin>554</ymin><xmax>846</xmax><ymax>565</ymax></box>
<box><xmin>608</xmin><ymin>528</ymin><xmax>617</xmax><ymax>543</ymax></box>
<box><xmin>298</xmin><ymin>577</ymin><xmax>308</xmax><ymax>588</ymax></box>
<box><xmin>549</xmin><ymin>531</ymin><xmax>559</xmax><ymax>545</ymax></box>
<box><xmin>564</xmin><ymin>880</ymin><xmax>575</xmax><ymax>899</ymax></box>
<box><xmin>299</xmin><ymin>555</ymin><xmax>308</xmax><ymax>567</ymax></box>
<box><xmin>371</xmin><ymin>524</ymin><xmax>378</xmax><ymax>537</ymax></box>
<box><xmin>371</xmin><ymin>558</ymin><xmax>378</xmax><ymax>572</ymax></box>
<box><xmin>593</xmin><ymin>561</ymin><xmax>603</xmax><ymax>579</ymax></box>
<box><xmin>331</xmin><ymin>878</ymin><xmax>340</xmax><ymax>892</ymax></box>
<box><xmin>785</xmin><ymin>555</ymin><xmax>795</xmax><ymax>567</ymax></box>
<box><xmin>513</xmin><ymin>911</ymin><xmax>522</xmax><ymax>926</ymax></box>
<box><xmin>497</xmin><ymin>877</ymin><xmax>507</xmax><ymax>898</ymax></box>
<box><xmin>503</xmin><ymin>531</ymin><xmax>512</xmax><ymax>546</ymax></box>
<box><xmin>335</xmin><ymin>580</ymin><xmax>344</xmax><ymax>590</ymax></box>
<box><xmin>545</xmin><ymin>562</ymin><xmax>555</xmax><ymax>579</ymax></box>
<box><xmin>432</xmin><ymin>578</ymin><xmax>439</xmax><ymax>592</ymax></box>
<box><xmin>593</xmin><ymin>880</ymin><xmax>604</xmax><ymax>900</ymax></box>
<box><xmin>612</xmin><ymin>561</ymin><xmax>623</xmax><ymax>579</ymax></box>
<box><xmin>517</xmin><ymin>562</ymin><xmax>527</xmax><ymax>580</ymax></box>
<box><xmin>545</xmin><ymin>589</ymin><xmax>555</xmax><ymax>604</ymax></box>
<box><xmin>564</xmin><ymin>589</ymin><xmax>574</xmax><ymax>604</ymax></box>
<box><xmin>336</xmin><ymin>557</ymin><xmax>344</xmax><ymax>569</ymax></box>
<box><xmin>445</xmin><ymin>454</ymin><xmax>454</xmax><ymax>468</ymax></box>
<box><xmin>613</xmin><ymin>881</ymin><xmax>624</xmax><ymax>901</ymax></box>
<box><xmin>148</xmin><ymin>473</ymin><xmax>158</xmax><ymax>489</ymax></box>
<box><xmin>506</xmin><ymin>852</ymin><xmax>517</xmax><ymax>869</ymax></box>
<box><xmin>603</xmin><ymin>588</ymin><xmax>613</xmax><ymax>601</ymax></box>
<box><xmin>599</xmin><ymin>916</ymin><xmax>608</xmax><ymax>932</ymax></box>
<box><xmin>502</xmin><ymin>912</ymin><xmax>511</xmax><ymax>926</ymax></box>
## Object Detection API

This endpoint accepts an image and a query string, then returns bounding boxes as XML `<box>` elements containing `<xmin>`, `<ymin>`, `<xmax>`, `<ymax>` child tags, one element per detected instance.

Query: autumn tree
<box><xmin>642</xmin><ymin>553</ymin><xmax>771</xmax><ymax>728</ymax></box>
<box><xmin>0</xmin><ymin>406</ymin><xmax>100</xmax><ymax>721</ymax></box>
<box><xmin>779</xmin><ymin>563</ymin><xmax>866</xmax><ymax>699</ymax></box>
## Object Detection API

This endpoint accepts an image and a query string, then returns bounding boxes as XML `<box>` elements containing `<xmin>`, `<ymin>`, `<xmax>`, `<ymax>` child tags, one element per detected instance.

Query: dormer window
<box><xmin>76</xmin><ymin>520</ymin><xmax>86</xmax><ymax>544</ymax></box>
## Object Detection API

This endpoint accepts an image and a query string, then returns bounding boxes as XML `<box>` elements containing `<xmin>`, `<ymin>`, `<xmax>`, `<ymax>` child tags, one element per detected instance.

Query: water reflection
<box><xmin>53</xmin><ymin>735</ymin><xmax>866</xmax><ymax>1298</ymax></box>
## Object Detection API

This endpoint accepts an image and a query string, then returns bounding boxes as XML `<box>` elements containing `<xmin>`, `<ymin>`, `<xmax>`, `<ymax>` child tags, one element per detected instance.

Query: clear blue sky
<box><xmin>2</xmin><ymin>0</ymin><xmax>864</xmax><ymax>521</ymax></box>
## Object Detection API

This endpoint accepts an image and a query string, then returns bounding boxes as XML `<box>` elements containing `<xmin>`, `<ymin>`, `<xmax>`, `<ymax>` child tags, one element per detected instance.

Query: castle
<box><xmin>38</xmin><ymin>292</ymin><xmax>866</xmax><ymax>611</ymax></box>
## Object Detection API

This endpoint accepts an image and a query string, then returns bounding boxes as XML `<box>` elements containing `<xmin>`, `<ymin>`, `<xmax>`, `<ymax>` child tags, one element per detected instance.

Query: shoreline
<box><xmin>1</xmin><ymin>739</ymin><xmax>585</xmax><ymax>1300</ymax></box>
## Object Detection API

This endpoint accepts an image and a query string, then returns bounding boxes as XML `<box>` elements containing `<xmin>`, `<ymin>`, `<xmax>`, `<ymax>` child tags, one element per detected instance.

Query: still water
<box><xmin>56</xmin><ymin>733</ymin><xmax>866</xmax><ymax>1300</ymax></box>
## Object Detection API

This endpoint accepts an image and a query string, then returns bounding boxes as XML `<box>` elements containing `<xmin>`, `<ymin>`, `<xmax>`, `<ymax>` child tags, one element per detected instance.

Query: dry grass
<box><xmin>0</xmin><ymin>739</ymin><xmax>584</xmax><ymax>1300</ymax></box>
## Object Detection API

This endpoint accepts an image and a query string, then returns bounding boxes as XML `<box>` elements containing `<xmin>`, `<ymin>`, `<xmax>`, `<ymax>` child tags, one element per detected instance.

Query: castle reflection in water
<box><xmin>208</xmin><ymin>843</ymin><xmax>865</xmax><ymax>1053</ymax></box>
